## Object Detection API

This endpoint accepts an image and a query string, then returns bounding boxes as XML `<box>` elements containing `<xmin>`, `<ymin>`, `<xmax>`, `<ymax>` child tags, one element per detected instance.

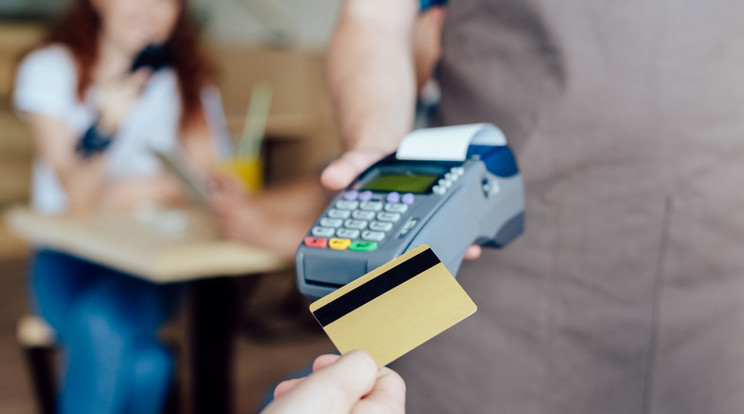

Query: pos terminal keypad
<box><xmin>304</xmin><ymin>190</ymin><xmax>414</xmax><ymax>252</ymax></box>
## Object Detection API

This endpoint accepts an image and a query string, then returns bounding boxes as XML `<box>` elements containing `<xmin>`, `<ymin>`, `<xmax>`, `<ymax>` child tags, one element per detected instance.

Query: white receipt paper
<box><xmin>396</xmin><ymin>123</ymin><xmax>507</xmax><ymax>162</ymax></box>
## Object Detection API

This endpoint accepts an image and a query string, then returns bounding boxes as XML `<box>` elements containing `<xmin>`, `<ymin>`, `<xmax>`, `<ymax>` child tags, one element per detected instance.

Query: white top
<box><xmin>13</xmin><ymin>45</ymin><xmax>231</xmax><ymax>214</ymax></box>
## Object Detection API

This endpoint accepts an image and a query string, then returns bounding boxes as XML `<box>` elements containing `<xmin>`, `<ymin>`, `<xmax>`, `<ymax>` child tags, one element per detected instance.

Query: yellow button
<box><xmin>329</xmin><ymin>238</ymin><xmax>352</xmax><ymax>250</ymax></box>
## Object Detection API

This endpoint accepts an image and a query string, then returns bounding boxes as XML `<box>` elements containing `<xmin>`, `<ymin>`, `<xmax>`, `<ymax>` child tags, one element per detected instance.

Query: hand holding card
<box><xmin>263</xmin><ymin>351</ymin><xmax>405</xmax><ymax>414</ymax></box>
<box><xmin>310</xmin><ymin>244</ymin><xmax>478</xmax><ymax>367</ymax></box>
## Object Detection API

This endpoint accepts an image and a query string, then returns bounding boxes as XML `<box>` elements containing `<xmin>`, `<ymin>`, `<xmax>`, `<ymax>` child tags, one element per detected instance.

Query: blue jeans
<box><xmin>30</xmin><ymin>250</ymin><xmax>182</xmax><ymax>414</ymax></box>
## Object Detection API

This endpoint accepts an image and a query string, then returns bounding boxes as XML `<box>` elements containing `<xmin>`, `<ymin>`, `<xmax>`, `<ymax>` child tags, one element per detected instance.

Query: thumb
<box><xmin>262</xmin><ymin>350</ymin><xmax>378</xmax><ymax>414</ymax></box>
<box><xmin>320</xmin><ymin>150</ymin><xmax>386</xmax><ymax>191</ymax></box>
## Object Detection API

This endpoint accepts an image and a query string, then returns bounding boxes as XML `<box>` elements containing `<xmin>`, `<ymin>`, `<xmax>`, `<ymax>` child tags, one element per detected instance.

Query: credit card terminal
<box><xmin>296</xmin><ymin>124</ymin><xmax>525</xmax><ymax>299</ymax></box>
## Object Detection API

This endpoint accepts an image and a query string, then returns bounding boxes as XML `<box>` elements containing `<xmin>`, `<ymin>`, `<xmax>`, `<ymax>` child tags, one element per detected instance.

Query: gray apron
<box><xmin>391</xmin><ymin>1</ymin><xmax>744</xmax><ymax>413</ymax></box>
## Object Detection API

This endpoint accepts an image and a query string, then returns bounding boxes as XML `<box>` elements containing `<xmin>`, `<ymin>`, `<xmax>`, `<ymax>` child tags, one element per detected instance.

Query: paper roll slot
<box><xmin>395</xmin><ymin>123</ymin><xmax>507</xmax><ymax>162</ymax></box>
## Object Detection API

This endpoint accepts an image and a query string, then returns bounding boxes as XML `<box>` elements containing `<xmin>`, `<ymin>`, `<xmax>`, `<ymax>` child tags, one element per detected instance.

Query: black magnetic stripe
<box><xmin>313</xmin><ymin>248</ymin><xmax>440</xmax><ymax>326</ymax></box>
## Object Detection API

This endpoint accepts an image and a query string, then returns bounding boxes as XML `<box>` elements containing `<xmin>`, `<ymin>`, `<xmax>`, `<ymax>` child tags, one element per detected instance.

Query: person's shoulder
<box><xmin>21</xmin><ymin>44</ymin><xmax>75</xmax><ymax>69</ymax></box>
<box><xmin>20</xmin><ymin>44</ymin><xmax>76</xmax><ymax>73</ymax></box>
<box><xmin>14</xmin><ymin>44</ymin><xmax>79</xmax><ymax>118</ymax></box>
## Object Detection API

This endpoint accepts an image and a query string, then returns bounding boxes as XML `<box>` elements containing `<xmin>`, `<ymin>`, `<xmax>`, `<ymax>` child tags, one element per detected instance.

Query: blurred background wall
<box><xmin>0</xmin><ymin>0</ymin><xmax>343</xmax><ymax>48</ymax></box>
<box><xmin>194</xmin><ymin>0</ymin><xmax>342</xmax><ymax>49</ymax></box>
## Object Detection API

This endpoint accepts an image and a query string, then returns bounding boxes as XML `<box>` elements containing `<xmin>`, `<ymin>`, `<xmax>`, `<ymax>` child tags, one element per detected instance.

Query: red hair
<box><xmin>42</xmin><ymin>0</ymin><xmax>213</xmax><ymax>128</ymax></box>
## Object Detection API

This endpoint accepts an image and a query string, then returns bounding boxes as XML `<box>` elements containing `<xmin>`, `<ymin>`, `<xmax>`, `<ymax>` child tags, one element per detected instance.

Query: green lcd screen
<box><xmin>362</xmin><ymin>173</ymin><xmax>439</xmax><ymax>193</ymax></box>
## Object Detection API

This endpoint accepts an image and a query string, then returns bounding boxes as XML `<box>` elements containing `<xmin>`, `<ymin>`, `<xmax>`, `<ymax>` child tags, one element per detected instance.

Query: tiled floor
<box><xmin>0</xmin><ymin>251</ymin><xmax>333</xmax><ymax>414</ymax></box>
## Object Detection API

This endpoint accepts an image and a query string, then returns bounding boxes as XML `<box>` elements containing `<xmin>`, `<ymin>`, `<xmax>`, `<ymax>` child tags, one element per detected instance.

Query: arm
<box><xmin>28</xmin><ymin>114</ymin><xmax>108</xmax><ymax>213</ymax></box>
<box><xmin>26</xmin><ymin>70</ymin><xmax>189</xmax><ymax>212</ymax></box>
<box><xmin>30</xmin><ymin>112</ymin><xmax>185</xmax><ymax>212</ymax></box>
<box><xmin>321</xmin><ymin>0</ymin><xmax>420</xmax><ymax>191</ymax></box>
<box><xmin>322</xmin><ymin>3</ymin><xmax>483</xmax><ymax>259</ymax></box>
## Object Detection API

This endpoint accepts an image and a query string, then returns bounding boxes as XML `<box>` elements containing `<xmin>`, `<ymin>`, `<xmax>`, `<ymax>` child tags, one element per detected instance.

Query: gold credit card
<box><xmin>309</xmin><ymin>244</ymin><xmax>477</xmax><ymax>367</ymax></box>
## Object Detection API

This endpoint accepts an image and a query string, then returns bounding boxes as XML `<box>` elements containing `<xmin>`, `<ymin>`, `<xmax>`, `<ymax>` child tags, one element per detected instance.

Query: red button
<box><xmin>304</xmin><ymin>236</ymin><xmax>328</xmax><ymax>248</ymax></box>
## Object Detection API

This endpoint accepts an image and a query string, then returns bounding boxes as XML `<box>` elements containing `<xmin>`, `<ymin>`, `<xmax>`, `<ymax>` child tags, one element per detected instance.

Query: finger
<box><xmin>223</xmin><ymin>175</ymin><xmax>245</xmax><ymax>195</ymax></box>
<box><xmin>352</xmin><ymin>367</ymin><xmax>406</xmax><ymax>414</ymax></box>
<box><xmin>463</xmin><ymin>244</ymin><xmax>482</xmax><ymax>260</ymax></box>
<box><xmin>273</xmin><ymin>378</ymin><xmax>305</xmax><ymax>399</ymax></box>
<box><xmin>210</xmin><ymin>174</ymin><xmax>243</xmax><ymax>195</ymax></box>
<box><xmin>262</xmin><ymin>350</ymin><xmax>378</xmax><ymax>414</ymax></box>
<box><xmin>207</xmin><ymin>172</ymin><xmax>228</xmax><ymax>190</ymax></box>
<box><xmin>207</xmin><ymin>179</ymin><xmax>250</xmax><ymax>209</ymax></box>
<box><xmin>320</xmin><ymin>151</ymin><xmax>386</xmax><ymax>191</ymax></box>
<box><xmin>312</xmin><ymin>354</ymin><xmax>341</xmax><ymax>372</ymax></box>
<box><xmin>210</xmin><ymin>172</ymin><xmax>246</xmax><ymax>197</ymax></box>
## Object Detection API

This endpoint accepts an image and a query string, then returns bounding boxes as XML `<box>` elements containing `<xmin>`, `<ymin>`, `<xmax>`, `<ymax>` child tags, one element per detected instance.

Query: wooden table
<box><xmin>4</xmin><ymin>205</ymin><xmax>291</xmax><ymax>414</ymax></box>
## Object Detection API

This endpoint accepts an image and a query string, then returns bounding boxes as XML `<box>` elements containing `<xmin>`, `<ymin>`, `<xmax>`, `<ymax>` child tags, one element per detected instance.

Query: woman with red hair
<box><xmin>13</xmin><ymin>0</ymin><xmax>228</xmax><ymax>412</ymax></box>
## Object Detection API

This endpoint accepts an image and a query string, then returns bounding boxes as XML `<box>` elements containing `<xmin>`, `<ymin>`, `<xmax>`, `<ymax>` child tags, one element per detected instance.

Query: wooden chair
<box><xmin>17</xmin><ymin>315</ymin><xmax>56</xmax><ymax>414</ymax></box>
<box><xmin>17</xmin><ymin>314</ymin><xmax>182</xmax><ymax>414</ymax></box>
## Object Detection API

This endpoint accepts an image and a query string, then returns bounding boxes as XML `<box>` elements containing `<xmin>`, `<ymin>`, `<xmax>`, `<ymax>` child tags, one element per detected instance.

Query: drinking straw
<box><xmin>238</xmin><ymin>81</ymin><xmax>273</xmax><ymax>158</ymax></box>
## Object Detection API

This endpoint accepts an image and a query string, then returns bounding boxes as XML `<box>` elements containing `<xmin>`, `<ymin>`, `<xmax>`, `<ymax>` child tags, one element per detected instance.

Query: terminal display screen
<box><xmin>362</xmin><ymin>173</ymin><xmax>439</xmax><ymax>194</ymax></box>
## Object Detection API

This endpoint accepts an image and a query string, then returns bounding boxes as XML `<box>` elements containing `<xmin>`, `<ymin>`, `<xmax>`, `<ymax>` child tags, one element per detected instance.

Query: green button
<box><xmin>349</xmin><ymin>241</ymin><xmax>378</xmax><ymax>252</ymax></box>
